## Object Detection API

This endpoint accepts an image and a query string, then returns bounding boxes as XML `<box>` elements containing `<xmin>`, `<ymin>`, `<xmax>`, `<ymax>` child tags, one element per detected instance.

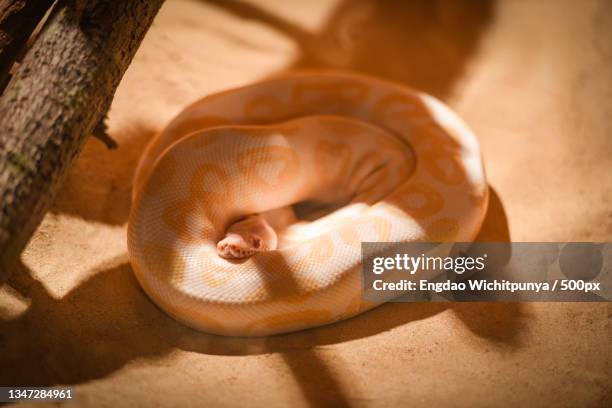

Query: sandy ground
<box><xmin>1</xmin><ymin>0</ymin><xmax>611</xmax><ymax>406</ymax></box>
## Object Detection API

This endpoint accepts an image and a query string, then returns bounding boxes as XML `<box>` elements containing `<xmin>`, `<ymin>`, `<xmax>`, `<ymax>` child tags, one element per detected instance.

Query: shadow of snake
<box><xmin>0</xmin><ymin>189</ymin><xmax>523</xmax><ymax>391</ymax></box>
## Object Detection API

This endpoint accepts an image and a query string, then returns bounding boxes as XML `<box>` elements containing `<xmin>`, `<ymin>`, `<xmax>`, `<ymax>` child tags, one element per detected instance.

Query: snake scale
<box><xmin>128</xmin><ymin>71</ymin><xmax>488</xmax><ymax>336</ymax></box>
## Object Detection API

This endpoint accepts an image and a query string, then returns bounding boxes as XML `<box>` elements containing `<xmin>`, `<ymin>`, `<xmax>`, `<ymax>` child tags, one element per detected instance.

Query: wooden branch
<box><xmin>92</xmin><ymin>113</ymin><xmax>118</xmax><ymax>149</ymax></box>
<box><xmin>0</xmin><ymin>0</ymin><xmax>55</xmax><ymax>92</ymax></box>
<box><xmin>0</xmin><ymin>0</ymin><xmax>164</xmax><ymax>280</ymax></box>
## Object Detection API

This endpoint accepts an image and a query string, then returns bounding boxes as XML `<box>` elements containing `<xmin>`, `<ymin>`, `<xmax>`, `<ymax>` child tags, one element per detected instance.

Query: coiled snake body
<box><xmin>128</xmin><ymin>72</ymin><xmax>488</xmax><ymax>336</ymax></box>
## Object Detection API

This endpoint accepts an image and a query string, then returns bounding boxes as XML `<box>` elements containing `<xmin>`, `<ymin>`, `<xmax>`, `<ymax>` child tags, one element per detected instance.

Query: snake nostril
<box><xmin>252</xmin><ymin>237</ymin><xmax>262</xmax><ymax>249</ymax></box>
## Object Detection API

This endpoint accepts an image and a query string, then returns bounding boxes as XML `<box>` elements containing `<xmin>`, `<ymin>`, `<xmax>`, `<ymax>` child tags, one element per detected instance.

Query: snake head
<box><xmin>216</xmin><ymin>232</ymin><xmax>265</xmax><ymax>259</ymax></box>
<box><xmin>216</xmin><ymin>214</ymin><xmax>279</xmax><ymax>259</ymax></box>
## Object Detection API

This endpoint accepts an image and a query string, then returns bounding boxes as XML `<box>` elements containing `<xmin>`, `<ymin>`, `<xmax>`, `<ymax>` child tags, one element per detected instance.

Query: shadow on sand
<box><xmin>1</xmin><ymin>187</ymin><xmax>523</xmax><ymax>407</ymax></box>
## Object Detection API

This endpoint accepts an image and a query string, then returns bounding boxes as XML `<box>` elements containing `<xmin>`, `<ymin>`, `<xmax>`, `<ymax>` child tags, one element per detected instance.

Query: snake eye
<box><xmin>251</xmin><ymin>237</ymin><xmax>262</xmax><ymax>249</ymax></box>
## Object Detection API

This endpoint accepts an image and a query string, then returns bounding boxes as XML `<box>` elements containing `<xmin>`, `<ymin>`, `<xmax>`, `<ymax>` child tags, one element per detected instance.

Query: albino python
<box><xmin>128</xmin><ymin>71</ymin><xmax>488</xmax><ymax>336</ymax></box>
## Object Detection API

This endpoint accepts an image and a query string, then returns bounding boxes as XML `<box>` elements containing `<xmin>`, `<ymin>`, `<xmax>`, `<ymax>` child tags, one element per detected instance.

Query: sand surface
<box><xmin>1</xmin><ymin>0</ymin><xmax>611</xmax><ymax>406</ymax></box>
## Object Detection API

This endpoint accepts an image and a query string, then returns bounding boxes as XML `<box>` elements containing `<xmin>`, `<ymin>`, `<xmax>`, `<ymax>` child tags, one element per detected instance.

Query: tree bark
<box><xmin>0</xmin><ymin>0</ymin><xmax>165</xmax><ymax>281</ymax></box>
<box><xmin>0</xmin><ymin>0</ymin><xmax>56</xmax><ymax>91</ymax></box>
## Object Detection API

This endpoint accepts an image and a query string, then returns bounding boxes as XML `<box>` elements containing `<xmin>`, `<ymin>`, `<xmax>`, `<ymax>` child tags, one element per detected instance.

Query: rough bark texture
<box><xmin>0</xmin><ymin>0</ymin><xmax>55</xmax><ymax>91</ymax></box>
<box><xmin>0</xmin><ymin>0</ymin><xmax>165</xmax><ymax>281</ymax></box>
